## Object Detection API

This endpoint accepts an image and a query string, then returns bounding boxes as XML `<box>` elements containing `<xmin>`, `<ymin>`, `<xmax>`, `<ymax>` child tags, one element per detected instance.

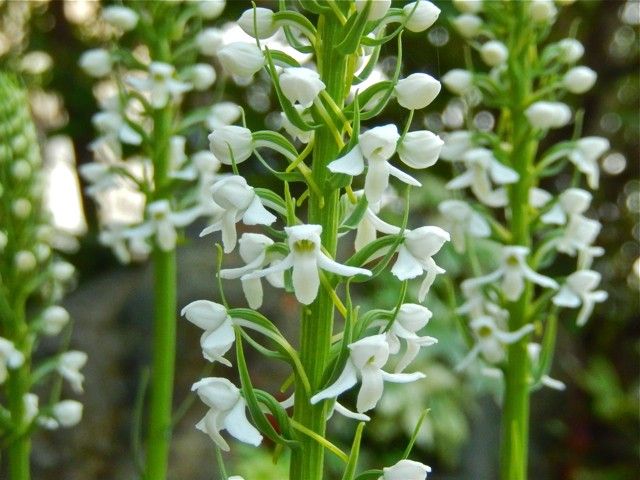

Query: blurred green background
<box><xmin>0</xmin><ymin>0</ymin><xmax>638</xmax><ymax>479</ymax></box>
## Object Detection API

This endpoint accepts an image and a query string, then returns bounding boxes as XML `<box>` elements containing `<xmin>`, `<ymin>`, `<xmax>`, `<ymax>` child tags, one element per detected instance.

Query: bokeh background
<box><xmin>0</xmin><ymin>0</ymin><xmax>638</xmax><ymax>479</ymax></box>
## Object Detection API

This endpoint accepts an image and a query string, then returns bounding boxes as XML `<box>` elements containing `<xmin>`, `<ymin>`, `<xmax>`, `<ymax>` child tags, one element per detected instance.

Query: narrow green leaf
<box><xmin>336</xmin><ymin>2</ymin><xmax>370</xmax><ymax>55</ymax></box>
<box><xmin>341</xmin><ymin>422</ymin><xmax>366</xmax><ymax>480</ymax></box>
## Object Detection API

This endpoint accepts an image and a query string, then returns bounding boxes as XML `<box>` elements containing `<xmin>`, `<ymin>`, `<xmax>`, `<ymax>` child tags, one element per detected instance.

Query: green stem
<box><xmin>289</xmin><ymin>9</ymin><xmax>350</xmax><ymax>480</ymax></box>
<box><xmin>7</xmin><ymin>364</ymin><xmax>31</xmax><ymax>480</ymax></box>
<box><xmin>500</xmin><ymin>4</ymin><xmax>537</xmax><ymax>479</ymax></box>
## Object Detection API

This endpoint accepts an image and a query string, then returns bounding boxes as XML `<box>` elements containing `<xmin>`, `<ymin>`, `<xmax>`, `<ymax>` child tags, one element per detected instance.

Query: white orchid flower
<box><xmin>457</xmin><ymin>316</ymin><xmax>535</xmax><ymax>370</ymax></box>
<box><xmin>382</xmin><ymin>303</ymin><xmax>438</xmax><ymax>373</ymax></box>
<box><xmin>568</xmin><ymin>136</ymin><xmax>609</xmax><ymax>189</ymax></box>
<box><xmin>182</xmin><ymin>300</ymin><xmax>235</xmax><ymax>365</ymax></box>
<box><xmin>241</xmin><ymin>224</ymin><xmax>371</xmax><ymax>305</ymax></box>
<box><xmin>281</xmin><ymin>105</ymin><xmax>314</xmax><ymax>143</ymax></box>
<box><xmin>41</xmin><ymin>305</ymin><xmax>71</xmax><ymax>336</ymax></box>
<box><xmin>397</xmin><ymin>130</ymin><xmax>443</xmax><ymax>169</ymax></box>
<box><xmin>442</xmin><ymin>69</ymin><xmax>474</xmax><ymax>96</ymax></box>
<box><xmin>563</xmin><ymin>66</ymin><xmax>597</xmax><ymax>94</ymax></box>
<box><xmin>446</xmin><ymin>148</ymin><xmax>518</xmax><ymax>207</ymax></box>
<box><xmin>196</xmin><ymin>0</ymin><xmax>226</xmax><ymax>19</ymax></box>
<box><xmin>126</xmin><ymin>62</ymin><xmax>192</xmax><ymax>109</ymax></box>
<box><xmin>555</xmin><ymin>214</ymin><xmax>602</xmax><ymax>259</ymax></box>
<box><xmin>552</xmin><ymin>270</ymin><xmax>607</xmax><ymax>326</ymax></box>
<box><xmin>328</xmin><ymin>124</ymin><xmax>421</xmax><ymax>205</ymax></box>
<box><xmin>124</xmin><ymin>200</ymin><xmax>201</xmax><ymax>252</ymax></box>
<box><xmin>51</xmin><ymin>400</ymin><xmax>83</xmax><ymax>428</ymax></box>
<box><xmin>380</xmin><ymin>459</ymin><xmax>432</xmax><ymax>480</ymax></box>
<box><xmin>529</xmin><ymin>187</ymin><xmax>553</xmax><ymax>209</ymax></box>
<box><xmin>0</xmin><ymin>337</ymin><xmax>24</xmax><ymax>384</ymax></box>
<box><xmin>464</xmin><ymin>245</ymin><xmax>558</xmax><ymax>301</ymax></box>
<box><xmin>440</xmin><ymin>130</ymin><xmax>473</xmax><ymax>161</ymax></box>
<box><xmin>208</xmin><ymin>125</ymin><xmax>253</xmax><ymax>165</ymax></box>
<box><xmin>279</xmin><ymin>67</ymin><xmax>326</xmax><ymax>107</ymax></box>
<box><xmin>394</xmin><ymin>73</ymin><xmax>441</xmax><ymax>110</ymax></box>
<box><xmin>480</xmin><ymin>40</ymin><xmax>509</xmax><ymax>67</ymax></box>
<box><xmin>342</xmin><ymin>189</ymin><xmax>401</xmax><ymax>251</ymax></box>
<box><xmin>525</xmin><ymin>101</ymin><xmax>571</xmax><ymax>129</ymax></box>
<box><xmin>402</xmin><ymin>1</ymin><xmax>441</xmax><ymax>33</ymax></box>
<box><xmin>310</xmin><ymin>334</ymin><xmax>425</xmax><ymax>413</ymax></box>
<box><xmin>238</xmin><ymin>7</ymin><xmax>278</xmax><ymax>39</ymax></box>
<box><xmin>527</xmin><ymin>343</ymin><xmax>566</xmax><ymax>391</ymax></box>
<box><xmin>206</xmin><ymin>102</ymin><xmax>242</xmax><ymax>130</ymax></box>
<box><xmin>438</xmin><ymin>199</ymin><xmax>490</xmax><ymax>252</ymax></box>
<box><xmin>218</xmin><ymin>42</ymin><xmax>265</xmax><ymax>79</ymax></box>
<box><xmin>220</xmin><ymin>233</ymin><xmax>284</xmax><ymax>309</ymax></box>
<box><xmin>541</xmin><ymin>188</ymin><xmax>592</xmax><ymax>225</ymax></box>
<box><xmin>390</xmin><ymin>226</ymin><xmax>450</xmax><ymax>301</ymax></box>
<box><xmin>192</xmin><ymin>377</ymin><xmax>262</xmax><ymax>451</ymax></box>
<box><xmin>196</xmin><ymin>28</ymin><xmax>225</xmax><ymax>56</ymax></box>
<box><xmin>452</xmin><ymin>14</ymin><xmax>482</xmax><ymax>38</ymax></box>
<box><xmin>57</xmin><ymin>351</ymin><xmax>87</xmax><ymax>393</ymax></box>
<box><xmin>200</xmin><ymin>176</ymin><xmax>277</xmax><ymax>253</ymax></box>
<box><xmin>102</xmin><ymin>5</ymin><xmax>139</xmax><ymax>31</ymax></box>
<box><xmin>355</xmin><ymin>0</ymin><xmax>391</xmax><ymax>21</ymax></box>
<box><xmin>79</xmin><ymin>49</ymin><xmax>112</xmax><ymax>77</ymax></box>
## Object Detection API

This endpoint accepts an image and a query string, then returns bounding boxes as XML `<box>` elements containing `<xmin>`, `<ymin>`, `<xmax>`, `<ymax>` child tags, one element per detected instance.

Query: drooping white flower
<box><xmin>196</xmin><ymin>28</ymin><xmax>225</xmax><ymax>56</ymax></box>
<box><xmin>208</xmin><ymin>125</ymin><xmax>253</xmax><ymax>165</ymax></box>
<box><xmin>206</xmin><ymin>102</ymin><xmax>242</xmax><ymax>130</ymax></box>
<box><xmin>310</xmin><ymin>334</ymin><xmax>425</xmax><ymax>413</ymax></box>
<box><xmin>442</xmin><ymin>69</ymin><xmax>474</xmax><ymax>96</ymax></box>
<box><xmin>0</xmin><ymin>337</ymin><xmax>24</xmax><ymax>384</ymax></box>
<box><xmin>57</xmin><ymin>351</ymin><xmax>87</xmax><ymax>393</ymax></box>
<box><xmin>452</xmin><ymin>14</ymin><xmax>482</xmax><ymax>38</ymax></box>
<box><xmin>529</xmin><ymin>0</ymin><xmax>558</xmax><ymax>23</ymax></box>
<box><xmin>445</xmin><ymin>147</ymin><xmax>518</xmax><ymax>207</ymax></box>
<box><xmin>391</xmin><ymin>226</ymin><xmax>450</xmax><ymax>301</ymax></box>
<box><xmin>527</xmin><ymin>343</ymin><xmax>566</xmax><ymax>390</ymax></box>
<box><xmin>196</xmin><ymin>0</ymin><xmax>226</xmax><ymax>19</ymax></box>
<box><xmin>126</xmin><ymin>62</ymin><xmax>192</xmax><ymax>109</ymax></box>
<box><xmin>218</xmin><ymin>43</ymin><xmax>265</xmax><ymax>78</ymax></box>
<box><xmin>328</xmin><ymin>125</ymin><xmax>420</xmax><ymax>205</ymax></box>
<box><xmin>465</xmin><ymin>245</ymin><xmax>558</xmax><ymax>302</ymax></box>
<box><xmin>280</xmin><ymin>105</ymin><xmax>314</xmax><ymax>143</ymax></box>
<box><xmin>438</xmin><ymin>199</ymin><xmax>490</xmax><ymax>252</ymax></box>
<box><xmin>102</xmin><ymin>5</ymin><xmax>139</xmax><ymax>31</ymax></box>
<box><xmin>541</xmin><ymin>188</ymin><xmax>592</xmax><ymax>225</ymax></box>
<box><xmin>402</xmin><ymin>1</ymin><xmax>441</xmax><ymax>33</ymax></box>
<box><xmin>279</xmin><ymin>68</ymin><xmax>326</xmax><ymax>107</ymax></box>
<box><xmin>200</xmin><ymin>176</ymin><xmax>276</xmax><ymax>253</ymax></box>
<box><xmin>552</xmin><ymin>270</ymin><xmax>607</xmax><ymax>326</ymax></box>
<box><xmin>480</xmin><ymin>40</ymin><xmax>509</xmax><ymax>67</ymax></box>
<box><xmin>124</xmin><ymin>200</ymin><xmax>200</xmax><ymax>252</ymax></box>
<box><xmin>79</xmin><ymin>49</ymin><xmax>112</xmax><ymax>78</ymax></box>
<box><xmin>181</xmin><ymin>300</ymin><xmax>235</xmax><ymax>365</ymax></box>
<box><xmin>186</xmin><ymin>64</ymin><xmax>217</xmax><ymax>91</ymax></box>
<box><xmin>380</xmin><ymin>459</ymin><xmax>432</xmax><ymax>480</ymax></box>
<box><xmin>525</xmin><ymin>101</ymin><xmax>572</xmax><ymax>129</ymax></box>
<box><xmin>555</xmin><ymin>214</ymin><xmax>602</xmax><ymax>258</ymax></box>
<box><xmin>345</xmin><ymin>190</ymin><xmax>402</xmax><ymax>251</ymax></box>
<box><xmin>90</xmin><ymin>104</ymin><xmax>142</xmax><ymax>158</ymax></box>
<box><xmin>355</xmin><ymin>0</ymin><xmax>391</xmax><ymax>21</ymax></box>
<box><xmin>568</xmin><ymin>136</ymin><xmax>609</xmax><ymax>189</ymax></box>
<box><xmin>238</xmin><ymin>7</ymin><xmax>278</xmax><ymax>39</ymax></box>
<box><xmin>242</xmin><ymin>224</ymin><xmax>371</xmax><ymax>305</ymax></box>
<box><xmin>397</xmin><ymin>130</ymin><xmax>443</xmax><ymax>169</ymax></box>
<box><xmin>52</xmin><ymin>400</ymin><xmax>83</xmax><ymax>428</ymax></box>
<box><xmin>457</xmin><ymin>316</ymin><xmax>535</xmax><ymax>370</ymax></box>
<box><xmin>563</xmin><ymin>66</ymin><xmax>597</xmax><ymax>94</ymax></box>
<box><xmin>557</xmin><ymin>38</ymin><xmax>584</xmax><ymax>63</ymax></box>
<box><xmin>41</xmin><ymin>305</ymin><xmax>71</xmax><ymax>336</ymax></box>
<box><xmin>383</xmin><ymin>303</ymin><xmax>438</xmax><ymax>373</ymax></box>
<box><xmin>23</xmin><ymin>393</ymin><xmax>39</xmax><ymax>424</ymax></box>
<box><xmin>395</xmin><ymin>73</ymin><xmax>441</xmax><ymax>110</ymax></box>
<box><xmin>192</xmin><ymin>377</ymin><xmax>262</xmax><ymax>451</ymax></box>
<box><xmin>220</xmin><ymin>233</ymin><xmax>284</xmax><ymax>309</ymax></box>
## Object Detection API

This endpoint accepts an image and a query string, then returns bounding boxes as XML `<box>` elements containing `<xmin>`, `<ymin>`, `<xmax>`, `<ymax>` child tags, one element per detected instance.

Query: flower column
<box><xmin>290</xmin><ymin>8</ymin><xmax>350</xmax><ymax>480</ymax></box>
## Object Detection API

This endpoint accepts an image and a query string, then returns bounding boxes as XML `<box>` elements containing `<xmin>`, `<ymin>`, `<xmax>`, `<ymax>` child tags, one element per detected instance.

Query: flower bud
<box><xmin>530</xmin><ymin>0</ymin><xmax>558</xmax><ymax>23</ymax></box>
<box><xmin>209</xmin><ymin>125</ymin><xmax>253</xmax><ymax>165</ymax></box>
<box><xmin>355</xmin><ymin>0</ymin><xmax>391</xmax><ymax>21</ymax></box>
<box><xmin>402</xmin><ymin>1</ymin><xmax>441</xmax><ymax>33</ymax></box>
<box><xmin>52</xmin><ymin>400</ymin><xmax>83</xmax><ymax>428</ymax></box>
<box><xmin>12</xmin><ymin>198</ymin><xmax>31</xmax><ymax>219</ymax></box>
<box><xmin>279</xmin><ymin>68</ymin><xmax>326</xmax><ymax>107</ymax></box>
<box><xmin>382</xmin><ymin>459</ymin><xmax>432</xmax><ymax>480</ymax></box>
<box><xmin>442</xmin><ymin>69</ymin><xmax>473</xmax><ymax>95</ymax></box>
<box><xmin>15</xmin><ymin>251</ymin><xmax>36</xmax><ymax>272</ymax></box>
<box><xmin>238</xmin><ymin>8</ymin><xmax>278</xmax><ymax>39</ymax></box>
<box><xmin>452</xmin><ymin>14</ymin><xmax>482</xmax><ymax>38</ymax></box>
<box><xmin>41</xmin><ymin>305</ymin><xmax>71</xmax><ymax>336</ymax></box>
<box><xmin>102</xmin><ymin>5</ymin><xmax>139</xmax><ymax>31</ymax></box>
<box><xmin>452</xmin><ymin>0</ymin><xmax>482</xmax><ymax>13</ymax></box>
<box><xmin>196</xmin><ymin>28</ymin><xmax>225</xmax><ymax>56</ymax></box>
<box><xmin>188</xmin><ymin>64</ymin><xmax>217</xmax><ymax>91</ymax></box>
<box><xmin>480</xmin><ymin>40</ymin><xmax>509</xmax><ymax>67</ymax></box>
<box><xmin>525</xmin><ymin>101</ymin><xmax>571</xmax><ymax>129</ymax></box>
<box><xmin>11</xmin><ymin>159</ymin><xmax>31</xmax><ymax>180</ymax></box>
<box><xmin>557</xmin><ymin>39</ymin><xmax>584</xmax><ymax>63</ymax></box>
<box><xmin>563</xmin><ymin>66</ymin><xmax>596</xmax><ymax>94</ymax></box>
<box><xmin>398</xmin><ymin>130</ymin><xmax>443</xmax><ymax>169</ymax></box>
<box><xmin>218</xmin><ymin>43</ymin><xmax>265</xmax><ymax>78</ymax></box>
<box><xmin>206</xmin><ymin>102</ymin><xmax>242</xmax><ymax>130</ymax></box>
<box><xmin>395</xmin><ymin>73</ymin><xmax>441</xmax><ymax>110</ymax></box>
<box><xmin>196</xmin><ymin>0</ymin><xmax>226</xmax><ymax>19</ymax></box>
<box><xmin>52</xmin><ymin>261</ymin><xmax>75</xmax><ymax>282</ymax></box>
<box><xmin>79</xmin><ymin>49</ymin><xmax>112</xmax><ymax>78</ymax></box>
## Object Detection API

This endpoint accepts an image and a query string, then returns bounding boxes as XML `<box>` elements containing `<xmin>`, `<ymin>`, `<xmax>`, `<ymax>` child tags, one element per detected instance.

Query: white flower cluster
<box><xmin>183</xmin><ymin>2</ymin><xmax>445</xmax><ymax>475</ymax></box>
<box><xmin>440</xmin><ymin>0</ymin><xmax>608</xmax><ymax>383</ymax></box>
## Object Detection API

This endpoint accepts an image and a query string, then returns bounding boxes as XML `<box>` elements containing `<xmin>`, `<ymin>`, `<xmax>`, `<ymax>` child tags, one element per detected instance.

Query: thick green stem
<box><xmin>500</xmin><ymin>4</ymin><xmax>537</xmax><ymax>479</ymax></box>
<box><xmin>144</xmin><ymin>30</ymin><xmax>176</xmax><ymax>476</ymax></box>
<box><xmin>289</xmin><ymin>10</ymin><xmax>349</xmax><ymax>480</ymax></box>
<box><xmin>7</xmin><ymin>360</ymin><xmax>31</xmax><ymax>480</ymax></box>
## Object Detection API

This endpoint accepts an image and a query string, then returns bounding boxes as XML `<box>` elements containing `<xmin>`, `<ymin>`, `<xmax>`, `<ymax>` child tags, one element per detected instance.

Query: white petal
<box><xmin>221</xmin><ymin>211</ymin><xmax>238</xmax><ymax>253</ymax></box>
<box><xmin>316</xmin><ymin>252</ymin><xmax>371</xmax><ymax>278</ymax></box>
<box><xmin>394</xmin><ymin>340</ymin><xmax>420</xmax><ymax>373</ymax></box>
<box><xmin>522</xmin><ymin>265</ymin><xmax>559</xmax><ymax>290</ymax></box>
<box><xmin>387</xmin><ymin>164</ymin><xmax>421</xmax><ymax>187</ymax></box>
<box><xmin>242</xmin><ymin>196</ymin><xmax>276</xmax><ymax>226</ymax></box>
<box><xmin>391</xmin><ymin>245</ymin><xmax>423</xmax><ymax>280</ymax></box>
<box><xmin>333</xmin><ymin>402</ymin><xmax>371</xmax><ymax>422</ymax></box>
<box><xmin>552</xmin><ymin>286</ymin><xmax>581</xmax><ymax>308</ymax></box>
<box><xmin>357</xmin><ymin>364</ymin><xmax>384</xmax><ymax>412</ymax></box>
<box><xmin>541</xmin><ymin>204</ymin><xmax>567</xmax><ymax>225</ymax></box>
<box><xmin>379</xmin><ymin>370</ymin><xmax>426</xmax><ymax>383</ymax></box>
<box><xmin>327</xmin><ymin>147</ymin><xmax>365</xmax><ymax>176</ymax></box>
<box><xmin>502</xmin><ymin>268</ymin><xmax>525</xmax><ymax>301</ymax></box>
<box><xmin>156</xmin><ymin>221</ymin><xmax>177</xmax><ymax>251</ymax></box>
<box><xmin>445</xmin><ymin>170</ymin><xmax>475</xmax><ymax>190</ymax></box>
<box><xmin>241</xmin><ymin>255</ymin><xmax>294</xmax><ymax>280</ymax></box>
<box><xmin>224</xmin><ymin>399</ymin><xmax>263</xmax><ymax>447</ymax></box>
<box><xmin>196</xmin><ymin>410</ymin><xmax>229</xmax><ymax>451</ymax></box>
<box><xmin>241</xmin><ymin>278</ymin><xmax>263</xmax><ymax>309</ymax></box>
<box><xmin>310</xmin><ymin>361</ymin><xmax>358</xmax><ymax>404</ymax></box>
<box><xmin>489</xmin><ymin>159</ymin><xmax>519</xmax><ymax>184</ymax></box>
<box><xmin>292</xmin><ymin>253</ymin><xmax>320</xmax><ymax>305</ymax></box>
<box><xmin>364</xmin><ymin>160</ymin><xmax>390</xmax><ymax>205</ymax></box>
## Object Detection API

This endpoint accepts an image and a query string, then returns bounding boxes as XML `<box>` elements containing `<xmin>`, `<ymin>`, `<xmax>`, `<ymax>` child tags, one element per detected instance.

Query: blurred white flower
<box><xmin>238</xmin><ymin>7</ymin><xmax>277</xmax><ymax>39</ymax></box>
<box><xmin>279</xmin><ymin>67</ymin><xmax>326</xmax><ymax>107</ymax></box>
<box><xmin>218</xmin><ymin>43</ymin><xmax>265</xmax><ymax>78</ymax></box>
<box><xmin>525</xmin><ymin>101</ymin><xmax>571</xmax><ymax>129</ymax></box>
<box><xmin>127</xmin><ymin>62</ymin><xmax>192</xmax><ymax>109</ymax></box>
<box><xmin>568</xmin><ymin>136</ymin><xmax>609</xmax><ymax>189</ymax></box>
<box><xmin>196</xmin><ymin>0</ymin><xmax>226</xmax><ymax>19</ymax></box>
<box><xmin>442</xmin><ymin>69</ymin><xmax>474</xmax><ymax>96</ymax></box>
<box><xmin>52</xmin><ymin>400</ymin><xmax>83</xmax><ymax>428</ymax></box>
<box><xmin>0</xmin><ymin>337</ymin><xmax>24</xmax><ymax>384</ymax></box>
<box><xmin>197</xmin><ymin>28</ymin><xmax>225</xmax><ymax>56</ymax></box>
<box><xmin>79</xmin><ymin>49</ymin><xmax>112</xmax><ymax>78</ymax></box>
<box><xmin>355</xmin><ymin>0</ymin><xmax>391</xmax><ymax>21</ymax></box>
<box><xmin>480</xmin><ymin>40</ymin><xmax>509</xmax><ymax>67</ymax></box>
<box><xmin>452</xmin><ymin>14</ymin><xmax>482</xmax><ymax>38</ymax></box>
<box><xmin>563</xmin><ymin>66</ymin><xmax>597</xmax><ymax>94</ymax></box>
<box><xmin>57</xmin><ymin>351</ymin><xmax>87</xmax><ymax>393</ymax></box>
<box><xmin>541</xmin><ymin>188</ymin><xmax>592</xmax><ymax>225</ymax></box>
<box><xmin>102</xmin><ymin>5</ymin><xmax>139</xmax><ymax>31</ymax></box>
<box><xmin>438</xmin><ymin>199</ymin><xmax>490</xmax><ymax>252</ymax></box>
<box><xmin>208</xmin><ymin>125</ymin><xmax>253</xmax><ymax>165</ymax></box>
<box><xmin>552</xmin><ymin>270</ymin><xmax>607</xmax><ymax>326</ymax></box>
<box><xmin>380</xmin><ymin>459</ymin><xmax>432</xmax><ymax>480</ymax></box>
<box><xmin>529</xmin><ymin>0</ymin><xmax>558</xmax><ymax>23</ymax></box>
